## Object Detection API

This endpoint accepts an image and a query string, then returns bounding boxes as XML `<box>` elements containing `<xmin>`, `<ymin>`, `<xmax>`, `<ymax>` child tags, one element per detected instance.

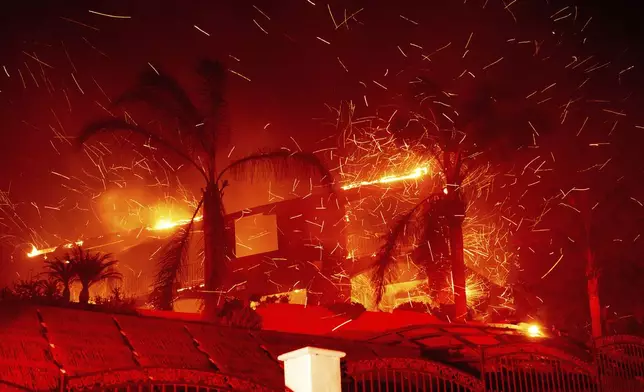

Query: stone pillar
<box><xmin>277</xmin><ymin>346</ymin><xmax>346</xmax><ymax>392</ymax></box>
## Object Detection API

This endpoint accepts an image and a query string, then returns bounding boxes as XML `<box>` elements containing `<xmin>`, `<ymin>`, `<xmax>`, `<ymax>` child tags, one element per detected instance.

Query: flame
<box><xmin>341</xmin><ymin>165</ymin><xmax>431</xmax><ymax>190</ymax></box>
<box><xmin>27</xmin><ymin>240</ymin><xmax>84</xmax><ymax>258</ymax></box>
<box><xmin>148</xmin><ymin>215</ymin><xmax>203</xmax><ymax>231</ymax></box>
<box><xmin>519</xmin><ymin>322</ymin><xmax>545</xmax><ymax>338</ymax></box>
<box><xmin>465</xmin><ymin>274</ymin><xmax>487</xmax><ymax>308</ymax></box>
<box><xmin>144</xmin><ymin>202</ymin><xmax>200</xmax><ymax>231</ymax></box>
<box><xmin>148</xmin><ymin>165</ymin><xmax>431</xmax><ymax>231</ymax></box>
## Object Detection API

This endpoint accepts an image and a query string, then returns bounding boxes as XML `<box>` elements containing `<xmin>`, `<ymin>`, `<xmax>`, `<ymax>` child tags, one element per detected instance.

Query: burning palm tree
<box><xmin>370</xmin><ymin>192</ymin><xmax>450</xmax><ymax>306</ymax></box>
<box><xmin>370</xmin><ymin>74</ymin><xmax>547</xmax><ymax>320</ymax></box>
<box><xmin>79</xmin><ymin>59</ymin><xmax>334</xmax><ymax>311</ymax></box>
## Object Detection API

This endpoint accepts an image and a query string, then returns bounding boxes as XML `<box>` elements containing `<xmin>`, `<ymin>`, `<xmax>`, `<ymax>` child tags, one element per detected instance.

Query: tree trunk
<box><xmin>62</xmin><ymin>284</ymin><xmax>70</xmax><ymax>303</ymax></box>
<box><xmin>79</xmin><ymin>285</ymin><xmax>90</xmax><ymax>305</ymax></box>
<box><xmin>586</xmin><ymin>249</ymin><xmax>602</xmax><ymax>339</ymax></box>
<box><xmin>443</xmin><ymin>149</ymin><xmax>468</xmax><ymax>321</ymax></box>
<box><xmin>202</xmin><ymin>183</ymin><xmax>229</xmax><ymax>317</ymax></box>
<box><xmin>449</xmin><ymin>222</ymin><xmax>468</xmax><ymax>321</ymax></box>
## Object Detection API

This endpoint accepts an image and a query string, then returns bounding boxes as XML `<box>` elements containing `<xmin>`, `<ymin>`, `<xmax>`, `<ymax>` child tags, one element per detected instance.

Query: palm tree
<box><xmin>37</xmin><ymin>278</ymin><xmax>63</xmax><ymax>301</ymax></box>
<box><xmin>78</xmin><ymin>59</ymin><xmax>334</xmax><ymax>311</ymax></box>
<box><xmin>371</xmin><ymin>193</ymin><xmax>447</xmax><ymax>306</ymax></box>
<box><xmin>371</xmin><ymin>75</ymin><xmax>549</xmax><ymax>320</ymax></box>
<box><xmin>67</xmin><ymin>246</ymin><xmax>122</xmax><ymax>304</ymax></box>
<box><xmin>44</xmin><ymin>257</ymin><xmax>76</xmax><ymax>302</ymax></box>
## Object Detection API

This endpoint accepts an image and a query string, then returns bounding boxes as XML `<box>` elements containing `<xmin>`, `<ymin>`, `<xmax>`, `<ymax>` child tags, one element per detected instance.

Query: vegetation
<box><xmin>43</xmin><ymin>257</ymin><xmax>76</xmax><ymax>302</ymax></box>
<box><xmin>93</xmin><ymin>287</ymin><xmax>138</xmax><ymax>315</ymax></box>
<box><xmin>0</xmin><ymin>279</ymin><xmax>136</xmax><ymax>314</ymax></box>
<box><xmin>7</xmin><ymin>278</ymin><xmax>63</xmax><ymax>303</ymax></box>
<box><xmin>370</xmin><ymin>73</ymin><xmax>550</xmax><ymax>321</ymax></box>
<box><xmin>2</xmin><ymin>246</ymin><xmax>121</xmax><ymax>307</ymax></box>
<box><xmin>65</xmin><ymin>246</ymin><xmax>122</xmax><ymax>304</ymax></box>
<box><xmin>78</xmin><ymin>58</ymin><xmax>335</xmax><ymax>312</ymax></box>
<box><xmin>212</xmin><ymin>298</ymin><xmax>262</xmax><ymax>330</ymax></box>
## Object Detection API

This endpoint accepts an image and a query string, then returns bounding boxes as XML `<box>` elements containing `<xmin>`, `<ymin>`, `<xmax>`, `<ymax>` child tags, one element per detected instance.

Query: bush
<box><xmin>93</xmin><ymin>287</ymin><xmax>138</xmax><ymax>314</ymax></box>
<box><xmin>0</xmin><ymin>281</ymin><xmax>139</xmax><ymax>315</ymax></box>
<box><xmin>212</xmin><ymin>298</ymin><xmax>262</xmax><ymax>330</ymax></box>
<box><xmin>1</xmin><ymin>278</ymin><xmax>64</xmax><ymax>305</ymax></box>
<box><xmin>261</xmin><ymin>294</ymin><xmax>290</xmax><ymax>304</ymax></box>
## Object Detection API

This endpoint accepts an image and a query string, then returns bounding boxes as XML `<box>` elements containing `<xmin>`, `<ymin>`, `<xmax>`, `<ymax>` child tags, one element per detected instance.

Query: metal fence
<box><xmin>62</xmin><ymin>368</ymin><xmax>277</xmax><ymax>392</ymax></box>
<box><xmin>339</xmin><ymin>337</ymin><xmax>644</xmax><ymax>392</ymax></box>
<box><xmin>343</xmin><ymin>358</ymin><xmax>484</xmax><ymax>392</ymax></box>
<box><xmin>481</xmin><ymin>344</ymin><xmax>599</xmax><ymax>392</ymax></box>
<box><xmin>595</xmin><ymin>335</ymin><xmax>644</xmax><ymax>391</ymax></box>
<box><xmin>67</xmin><ymin>385</ymin><xmax>231</xmax><ymax>392</ymax></box>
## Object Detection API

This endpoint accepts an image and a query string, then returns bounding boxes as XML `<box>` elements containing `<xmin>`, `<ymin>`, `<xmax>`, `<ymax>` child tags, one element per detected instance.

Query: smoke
<box><xmin>95</xmin><ymin>187</ymin><xmax>192</xmax><ymax>233</ymax></box>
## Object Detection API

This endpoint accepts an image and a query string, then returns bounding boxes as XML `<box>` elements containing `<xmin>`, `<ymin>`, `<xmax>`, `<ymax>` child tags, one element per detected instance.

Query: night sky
<box><xmin>1</xmin><ymin>0</ymin><xmax>644</xmax><ymax>328</ymax></box>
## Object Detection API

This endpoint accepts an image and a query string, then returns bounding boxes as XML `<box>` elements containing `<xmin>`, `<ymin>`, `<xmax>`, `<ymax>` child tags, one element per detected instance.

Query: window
<box><xmin>234</xmin><ymin>213</ymin><xmax>279</xmax><ymax>258</ymax></box>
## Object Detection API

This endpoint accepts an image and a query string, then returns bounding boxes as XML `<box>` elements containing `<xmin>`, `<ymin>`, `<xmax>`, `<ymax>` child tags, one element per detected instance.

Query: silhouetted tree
<box><xmin>44</xmin><ymin>257</ymin><xmax>75</xmax><ymax>302</ymax></box>
<box><xmin>67</xmin><ymin>246</ymin><xmax>121</xmax><ymax>304</ymax></box>
<box><xmin>79</xmin><ymin>59</ymin><xmax>335</xmax><ymax>312</ymax></box>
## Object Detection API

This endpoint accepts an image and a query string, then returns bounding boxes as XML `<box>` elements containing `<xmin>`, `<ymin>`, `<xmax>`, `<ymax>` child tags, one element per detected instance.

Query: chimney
<box><xmin>278</xmin><ymin>346</ymin><xmax>346</xmax><ymax>392</ymax></box>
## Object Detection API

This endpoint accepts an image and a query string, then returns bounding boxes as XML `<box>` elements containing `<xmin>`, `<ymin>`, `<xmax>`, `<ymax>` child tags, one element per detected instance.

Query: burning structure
<box><xmin>20</xmin><ymin>159</ymin><xmax>512</xmax><ymax>318</ymax></box>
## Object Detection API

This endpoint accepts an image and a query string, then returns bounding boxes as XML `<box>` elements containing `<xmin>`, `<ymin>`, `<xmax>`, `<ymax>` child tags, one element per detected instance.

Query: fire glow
<box><xmin>27</xmin><ymin>240</ymin><xmax>84</xmax><ymax>258</ymax></box>
<box><xmin>148</xmin><ymin>215</ymin><xmax>204</xmax><ymax>231</ymax></box>
<box><xmin>26</xmin><ymin>164</ymin><xmax>432</xmax><ymax>257</ymax></box>
<box><xmin>340</xmin><ymin>165</ymin><xmax>431</xmax><ymax>190</ymax></box>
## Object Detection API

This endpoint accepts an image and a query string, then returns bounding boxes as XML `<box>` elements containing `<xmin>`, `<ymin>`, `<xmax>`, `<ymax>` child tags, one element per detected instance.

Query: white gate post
<box><xmin>278</xmin><ymin>346</ymin><xmax>346</xmax><ymax>392</ymax></box>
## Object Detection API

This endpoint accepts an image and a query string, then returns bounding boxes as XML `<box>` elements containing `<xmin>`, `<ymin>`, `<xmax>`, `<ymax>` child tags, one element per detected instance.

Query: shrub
<box><xmin>93</xmin><ymin>287</ymin><xmax>138</xmax><ymax>314</ymax></box>
<box><xmin>211</xmin><ymin>298</ymin><xmax>262</xmax><ymax>330</ymax></box>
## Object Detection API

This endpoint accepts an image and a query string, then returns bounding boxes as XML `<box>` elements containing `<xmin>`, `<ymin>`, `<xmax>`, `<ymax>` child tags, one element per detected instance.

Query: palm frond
<box><xmin>196</xmin><ymin>59</ymin><xmax>226</xmax><ymax>116</ymax></box>
<box><xmin>44</xmin><ymin>258</ymin><xmax>76</xmax><ymax>285</ymax></box>
<box><xmin>94</xmin><ymin>259</ymin><xmax>122</xmax><ymax>284</ymax></box>
<box><xmin>371</xmin><ymin>209</ymin><xmax>416</xmax><ymax>306</ymax></box>
<box><xmin>78</xmin><ymin>118</ymin><xmax>207</xmax><ymax>180</ymax></box>
<box><xmin>69</xmin><ymin>247</ymin><xmax>121</xmax><ymax>286</ymax></box>
<box><xmin>371</xmin><ymin>193</ymin><xmax>444</xmax><ymax>305</ymax></box>
<box><xmin>196</xmin><ymin>58</ymin><xmax>229</xmax><ymax>153</ymax></box>
<box><xmin>149</xmin><ymin>198</ymin><xmax>204</xmax><ymax>310</ymax></box>
<box><xmin>218</xmin><ymin>149</ymin><xmax>335</xmax><ymax>193</ymax></box>
<box><xmin>114</xmin><ymin>67</ymin><xmax>201</xmax><ymax>128</ymax></box>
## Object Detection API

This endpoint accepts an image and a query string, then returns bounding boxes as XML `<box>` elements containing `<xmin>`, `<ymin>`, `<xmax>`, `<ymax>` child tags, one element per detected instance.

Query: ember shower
<box><xmin>1</xmin><ymin>0</ymin><xmax>643</xmax><ymax>333</ymax></box>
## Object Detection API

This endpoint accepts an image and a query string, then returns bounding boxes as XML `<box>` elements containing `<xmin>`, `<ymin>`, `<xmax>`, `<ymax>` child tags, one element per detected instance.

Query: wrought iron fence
<box><xmin>595</xmin><ymin>335</ymin><xmax>644</xmax><ymax>391</ymax></box>
<box><xmin>67</xmin><ymin>385</ymin><xmax>231</xmax><ymax>392</ymax></box>
<box><xmin>343</xmin><ymin>358</ymin><xmax>484</xmax><ymax>392</ymax></box>
<box><xmin>62</xmin><ymin>367</ymin><xmax>279</xmax><ymax>392</ymax></box>
<box><xmin>481</xmin><ymin>344</ymin><xmax>600</xmax><ymax>392</ymax></box>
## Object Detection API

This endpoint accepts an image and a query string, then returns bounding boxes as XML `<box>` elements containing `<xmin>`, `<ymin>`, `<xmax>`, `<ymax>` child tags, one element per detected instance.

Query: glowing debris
<box><xmin>193</xmin><ymin>25</ymin><xmax>210</xmax><ymax>36</ymax></box>
<box><xmin>88</xmin><ymin>10</ymin><xmax>132</xmax><ymax>19</ymax></box>
<box><xmin>341</xmin><ymin>165</ymin><xmax>431</xmax><ymax>190</ymax></box>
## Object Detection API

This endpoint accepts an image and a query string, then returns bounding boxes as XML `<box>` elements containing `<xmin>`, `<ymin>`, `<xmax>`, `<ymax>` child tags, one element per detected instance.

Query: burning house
<box><xmin>20</xmin><ymin>163</ymin><xmax>509</xmax><ymax>315</ymax></box>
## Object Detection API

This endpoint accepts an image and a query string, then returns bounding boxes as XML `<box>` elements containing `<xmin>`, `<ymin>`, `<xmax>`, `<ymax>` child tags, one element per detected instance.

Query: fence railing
<box><xmin>63</xmin><ymin>367</ymin><xmax>277</xmax><ymax>392</ymax></box>
<box><xmin>481</xmin><ymin>344</ymin><xmax>599</xmax><ymax>392</ymax></box>
<box><xmin>595</xmin><ymin>335</ymin><xmax>644</xmax><ymax>392</ymax></box>
<box><xmin>343</xmin><ymin>358</ymin><xmax>483</xmax><ymax>392</ymax></box>
<box><xmin>338</xmin><ymin>337</ymin><xmax>644</xmax><ymax>392</ymax></box>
